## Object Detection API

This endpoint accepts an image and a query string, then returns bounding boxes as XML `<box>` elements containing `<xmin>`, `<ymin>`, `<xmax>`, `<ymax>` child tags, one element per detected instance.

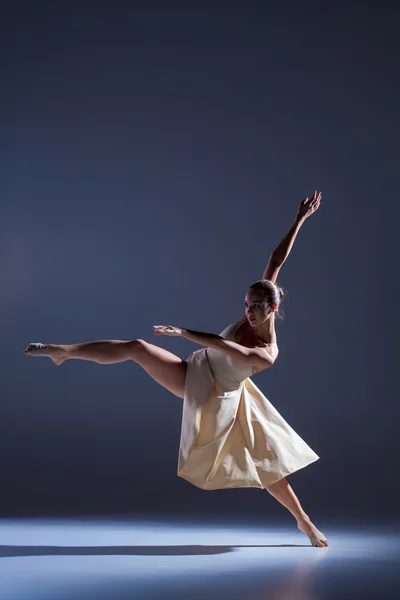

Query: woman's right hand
<box><xmin>297</xmin><ymin>190</ymin><xmax>322</xmax><ymax>220</ymax></box>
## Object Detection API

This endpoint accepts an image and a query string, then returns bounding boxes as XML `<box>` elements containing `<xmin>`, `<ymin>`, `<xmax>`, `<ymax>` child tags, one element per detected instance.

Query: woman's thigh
<box><xmin>132</xmin><ymin>339</ymin><xmax>187</xmax><ymax>399</ymax></box>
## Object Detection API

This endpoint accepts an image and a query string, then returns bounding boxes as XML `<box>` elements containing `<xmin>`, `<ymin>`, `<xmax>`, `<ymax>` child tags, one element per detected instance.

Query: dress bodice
<box><xmin>203</xmin><ymin>321</ymin><xmax>253</xmax><ymax>393</ymax></box>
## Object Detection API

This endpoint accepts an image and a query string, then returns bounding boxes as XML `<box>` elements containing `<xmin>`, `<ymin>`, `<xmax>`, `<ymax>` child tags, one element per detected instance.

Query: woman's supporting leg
<box><xmin>24</xmin><ymin>339</ymin><xmax>187</xmax><ymax>398</ymax></box>
<box><xmin>265</xmin><ymin>477</ymin><xmax>328</xmax><ymax>547</ymax></box>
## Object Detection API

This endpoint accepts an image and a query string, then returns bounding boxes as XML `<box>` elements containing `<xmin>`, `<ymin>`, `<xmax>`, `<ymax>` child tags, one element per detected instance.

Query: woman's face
<box><xmin>244</xmin><ymin>290</ymin><xmax>271</xmax><ymax>328</ymax></box>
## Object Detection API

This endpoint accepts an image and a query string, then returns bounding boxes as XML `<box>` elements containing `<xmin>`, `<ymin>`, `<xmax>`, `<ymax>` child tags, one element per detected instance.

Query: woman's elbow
<box><xmin>254</xmin><ymin>355</ymin><xmax>277</xmax><ymax>371</ymax></box>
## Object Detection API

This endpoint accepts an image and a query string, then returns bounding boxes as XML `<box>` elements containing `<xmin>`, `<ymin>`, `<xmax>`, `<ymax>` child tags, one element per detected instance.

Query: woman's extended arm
<box><xmin>153</xmin><ymin>326</ymin><xmax>278</xmax><ymax>370</ymax></box>
<box><xmin>263</xmin><ymin>190</ymin><xmax>322</xmax><ymax>283</ymax></box>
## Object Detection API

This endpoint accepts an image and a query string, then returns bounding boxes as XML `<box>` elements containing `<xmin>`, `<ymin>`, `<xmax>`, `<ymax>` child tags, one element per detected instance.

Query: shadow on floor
<box><xmin>0</xmin><ymin>543</ymin><xmax>312</xmax><ymax>557</ymax></box>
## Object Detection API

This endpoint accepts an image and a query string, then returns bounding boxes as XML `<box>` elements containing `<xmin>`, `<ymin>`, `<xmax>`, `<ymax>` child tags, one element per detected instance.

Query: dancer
<box><xmin>24</xmin><ymin>190</ymin><xmax>328</xmax><ymax>547</ymax></box>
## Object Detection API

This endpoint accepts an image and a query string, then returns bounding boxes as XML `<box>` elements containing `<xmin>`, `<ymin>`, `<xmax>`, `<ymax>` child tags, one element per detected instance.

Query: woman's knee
<box><xmin>127</xmin><ymin>339</ymin><xmax>148</xmax><ymax>360</ymax></box>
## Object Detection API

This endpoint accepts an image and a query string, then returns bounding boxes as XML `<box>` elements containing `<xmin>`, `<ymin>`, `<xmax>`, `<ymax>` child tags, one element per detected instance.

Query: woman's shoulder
<box><xmin>218</xmin><ymin>316</ymin><xmax>245</xmax><ymax>339</ymax></box>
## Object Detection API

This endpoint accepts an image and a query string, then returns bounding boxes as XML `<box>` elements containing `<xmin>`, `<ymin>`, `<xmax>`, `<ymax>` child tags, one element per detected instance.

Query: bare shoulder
<box><xmin>235</xmin><ymin>319</ymin><xmax>277</xmax><ymax>349</ymax></box>
<box><xmin>252</xmin><ymin>344</ymin><xmax>279</xmax><ymax>374</ymax></box>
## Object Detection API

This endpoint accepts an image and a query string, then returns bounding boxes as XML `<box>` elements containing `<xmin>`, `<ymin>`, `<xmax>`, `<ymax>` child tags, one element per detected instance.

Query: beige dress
<box><xmin>178</xmin><ymin>320</ymin><xmax>319</xmax><ymax>490</ymax></box>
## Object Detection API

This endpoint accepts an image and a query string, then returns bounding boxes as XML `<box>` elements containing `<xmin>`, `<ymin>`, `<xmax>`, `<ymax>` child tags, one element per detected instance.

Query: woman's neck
<box><xmin>256</xmin><ymin>315</ymin><xmax>277</xmax><ymax>344</ymax></box>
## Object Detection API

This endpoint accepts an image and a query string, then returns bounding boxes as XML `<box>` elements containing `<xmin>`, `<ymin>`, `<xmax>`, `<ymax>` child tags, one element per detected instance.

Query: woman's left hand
<box><xmin>153</xmin><ymin>325</ymin><xmax>184</xmax><ymax>336</ymax></box>
<box><xmin>297</xmin><ymin>190</ymin><xmax>322</xmax><ymax>220</ymax></box>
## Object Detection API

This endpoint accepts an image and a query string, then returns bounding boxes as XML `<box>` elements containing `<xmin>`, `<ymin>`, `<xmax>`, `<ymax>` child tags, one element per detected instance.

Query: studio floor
<box><xmin>1</xmin><ymin>516</ymin><xmax>399</xmax><ymax>600</ymax></box>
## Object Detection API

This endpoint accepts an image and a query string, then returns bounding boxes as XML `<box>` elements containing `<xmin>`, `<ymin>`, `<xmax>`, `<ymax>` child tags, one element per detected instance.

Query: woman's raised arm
<box><xmin>263</xmin><ymin>191</ymin><xmax>322</xmax><ymax>283</ymax></box>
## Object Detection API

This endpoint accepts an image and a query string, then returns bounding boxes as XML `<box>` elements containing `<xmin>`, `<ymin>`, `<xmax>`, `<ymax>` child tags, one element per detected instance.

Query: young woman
<box><xmin>24</xmin><ymin>190</ymin><xmax>328</xmax><ymax>547</ymax></box>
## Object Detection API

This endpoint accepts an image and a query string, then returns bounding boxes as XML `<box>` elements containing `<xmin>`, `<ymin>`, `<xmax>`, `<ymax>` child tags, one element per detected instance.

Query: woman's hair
<box><xmin>248</xmin><ymin>279</ymin><xmax>285</xmax><ymax>319</ymax></box>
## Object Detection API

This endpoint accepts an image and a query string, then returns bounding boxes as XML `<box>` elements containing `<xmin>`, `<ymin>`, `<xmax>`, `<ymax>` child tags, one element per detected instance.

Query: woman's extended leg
<box><xmin>24</xmin><ymin>339</ymin><xmax>187</xmax><ymax>398</ymax></box>
<box><xmin>265</xmin><ymin>477</ymin><xmax>328</xmax><ymax>547</ymax></box>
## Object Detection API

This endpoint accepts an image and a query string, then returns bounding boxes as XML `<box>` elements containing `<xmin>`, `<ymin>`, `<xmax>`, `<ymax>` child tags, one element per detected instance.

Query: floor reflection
<box><xmin>0</xmin><ymin>518</ymin><xmax>398</xmax><ymax>600</ymax></box>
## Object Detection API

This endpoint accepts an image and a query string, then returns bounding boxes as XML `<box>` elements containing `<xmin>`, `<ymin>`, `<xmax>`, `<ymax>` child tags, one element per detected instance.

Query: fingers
<box><xmin>298</xmin><ymin>191</ymin><xmax>322</xmax><ymax>218</ymax></box>
<box><xmin>303</xmin><ymin>191</ymin><xmax>322</xmax><ymax>204</ymax></box>
<box><xmin>153</xmin><ymin>325</ymin><xmax>174</xmax><ymax>336</ymax></box>
<box><xmin>311</xmin><ymin>190</ymin><xmax>322</xmax><ymax>208</ymax></box>
<box><xmin>311</xmin><ymin>190</ymin><xmax>321</xmax><ymax>200</ymax></box>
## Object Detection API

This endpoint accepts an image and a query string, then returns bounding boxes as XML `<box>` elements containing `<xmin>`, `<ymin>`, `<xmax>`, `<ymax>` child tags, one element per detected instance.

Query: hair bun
<box><xmin>275</xmin><ymin>284</ymin><xmax>285</xmax><ymax>302</ymax></box>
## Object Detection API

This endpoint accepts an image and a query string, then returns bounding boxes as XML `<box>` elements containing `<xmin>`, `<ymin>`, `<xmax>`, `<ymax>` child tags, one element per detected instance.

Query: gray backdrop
<box><xmin>1</xmin><ymin>1</ymin><xmax>397</xmax><ymax>522</ymax></box>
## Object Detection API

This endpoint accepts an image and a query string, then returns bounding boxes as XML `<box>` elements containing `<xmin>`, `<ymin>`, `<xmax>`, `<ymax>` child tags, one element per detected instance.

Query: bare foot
<box><xmin>297</xmin><ymin>516</ymin><xmax>329</xmax><ymax>547</ymax></box>
<box><xmin>24</xmin><ymin>343</ymin><xmax>67</xmax><ymax>366</ymax></box>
